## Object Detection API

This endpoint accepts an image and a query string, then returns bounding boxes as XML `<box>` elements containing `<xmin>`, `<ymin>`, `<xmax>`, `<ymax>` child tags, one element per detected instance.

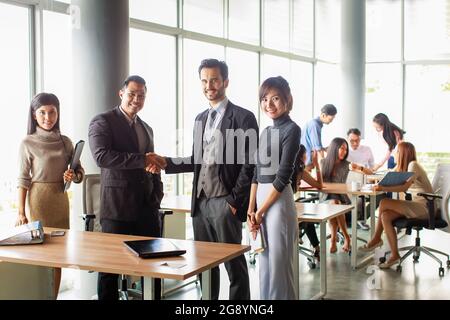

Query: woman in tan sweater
<box><xmin>359</xmin><ymin>142</ymin><xmax>432</xmax><ymax>269</ymax></box>
<box><xmin>16</xmin><ymin>92</ymin><xmax>84</xmax><ymax>298</ymax></box>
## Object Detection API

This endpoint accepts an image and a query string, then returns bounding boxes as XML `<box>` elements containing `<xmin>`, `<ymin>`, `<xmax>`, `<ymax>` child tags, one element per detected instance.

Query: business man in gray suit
<box><xmin>88</xmin><ymin>75</ymin><xmax>163</xmax><ymax>300</ymax></box>
<box><xmin>148</xmin><ymin>59</ymin><xmax>258</xmax><ymax>300</ymax></box>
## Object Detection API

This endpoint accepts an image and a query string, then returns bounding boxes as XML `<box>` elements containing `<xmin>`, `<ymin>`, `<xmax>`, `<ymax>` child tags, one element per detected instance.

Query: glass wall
<box><xmin>2</xmin><ymin>0</ymin><xmax>449</xmax><ymax>199</ymax></box>
<box><xmin>0</xmin><ymin>3</ymin><xmax>31</xmax><ymax>216</ymax></box>
<box><xmin>43</xmin><ymin>10</ymin><xmax>73</xmax><ymax>139</ymax></box>
<box><xmin>130</xmin><ymin>29</ymin><xmax>177</xmax><ymax>196</ymax></box>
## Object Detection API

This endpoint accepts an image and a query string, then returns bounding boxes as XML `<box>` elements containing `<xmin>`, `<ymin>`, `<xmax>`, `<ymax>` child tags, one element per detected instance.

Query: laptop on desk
<box><xmin>124</xmin><ymin>239</ymin><xmax>186</xmax><ymax>259</ymax></box>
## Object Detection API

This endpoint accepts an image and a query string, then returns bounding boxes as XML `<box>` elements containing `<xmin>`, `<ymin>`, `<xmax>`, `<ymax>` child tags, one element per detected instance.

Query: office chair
<box><xmin>379</xmin><ymin>164</ymin><xmax>450</xmax><ymax>277</ymax></box>
<box><xmin>81</xmin><ymin>174</ymin><xmax>173</xmax><ymax>299</ymax></box>
<box><xmin>297</xmin><ymin>192</ymin><xmax>321</xmax><ymax>269</ymax></box>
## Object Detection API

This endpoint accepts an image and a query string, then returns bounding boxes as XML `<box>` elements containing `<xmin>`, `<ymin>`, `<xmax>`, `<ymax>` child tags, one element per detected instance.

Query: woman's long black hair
<box><xmin>373</xmin><ymin>113</ymin><xmax>405</xmax><ymax>151</ymax></box>
<box><xmin>321</xmin><ymin>137</ymin><xmax>348</xmax><ymax>180</ymax></box>
<box><xmin>27</xmin><ymin>92</ymin><xmax>60</xmax><ymax>135</ymax></box>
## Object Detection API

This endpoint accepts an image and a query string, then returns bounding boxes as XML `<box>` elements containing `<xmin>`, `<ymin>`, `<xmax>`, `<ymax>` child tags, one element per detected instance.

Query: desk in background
<box><xmin>301</xmin><ymin>182</ymin><xmax>383</xmax><ymax>269</ymax></box>
<box><xmin>296</xmin><ymin>202</ymin><xmax>353</xmax><ymax>299</ymax></box>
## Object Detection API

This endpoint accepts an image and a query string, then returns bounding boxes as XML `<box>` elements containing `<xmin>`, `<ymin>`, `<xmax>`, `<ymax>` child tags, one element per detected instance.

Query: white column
<box><xmin>341</xmin><ymin>0</ymin><xmax>365</xmax><ymax>135</ymax></box>
<box><xmin>71</xmin><ymin>0</ymin><xmax>129</xmax><ymax>299</ymax></box>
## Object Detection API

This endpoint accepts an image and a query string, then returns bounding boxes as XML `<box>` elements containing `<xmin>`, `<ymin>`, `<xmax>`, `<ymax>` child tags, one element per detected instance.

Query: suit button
<box><xmin>202</xmin><ymin>182</ymin><xmax>205</xmax><ymax>185</ymax></box>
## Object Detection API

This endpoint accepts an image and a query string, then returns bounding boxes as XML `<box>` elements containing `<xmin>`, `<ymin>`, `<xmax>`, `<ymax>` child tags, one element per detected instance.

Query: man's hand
<box><xmin>145</xmin><ymin>152</ymin><xmax>167</xmax><ymax>173</ymax></box>
<box><xmin>229</xmin><ymin>204</ymin><xmax>237</xmax><ymax>215</ymax></box>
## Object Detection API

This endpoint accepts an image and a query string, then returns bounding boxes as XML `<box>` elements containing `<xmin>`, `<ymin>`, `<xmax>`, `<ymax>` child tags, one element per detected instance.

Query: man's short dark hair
<box><xmin>347</xmin><ymin>128</ymin><xmax>361</xmax><ymax>136</ymax></box>
<box><xmin>198</xmin><ymin>59</ymin><xmax>228</xmax><ymax>81</ymax></box>
<box><xmin>321</xmin><ymin>104</ymin><xmax>337</xmax><ymax>116</ymax></box>
<box><xmin>122</xmin><ymin>75</ymin><xmax>147</xmax><ymax>91</ymax></box>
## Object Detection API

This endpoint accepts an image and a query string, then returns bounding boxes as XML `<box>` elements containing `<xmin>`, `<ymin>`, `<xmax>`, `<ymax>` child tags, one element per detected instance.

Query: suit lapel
<box><xmin>220</xmin><ymin>102</ymin><xmax>234</xmax><ymax>151</ymax></box>
<box><xmin>113</xmin><ymin>107</ymin><xmax>139</xmax><ymax>151</ymax></box>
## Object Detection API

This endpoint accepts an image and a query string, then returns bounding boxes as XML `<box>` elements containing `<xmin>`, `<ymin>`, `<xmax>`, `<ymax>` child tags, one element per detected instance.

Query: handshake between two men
<box><xmin>145</xmin><ymin>152</ymin><xmax>166</xmax><ymax>174</ymax></box>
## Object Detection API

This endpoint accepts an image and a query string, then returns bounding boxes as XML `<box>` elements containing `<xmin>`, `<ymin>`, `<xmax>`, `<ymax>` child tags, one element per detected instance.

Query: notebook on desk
<box><xmin>0</xmin><ymin>221</ymin><xmax>44</xmax><ymax>245</ymax></box>
<box><xmin>123</xmin><ymin>239</ymin><xmax>186</xmax><ymax>259</ymax></box>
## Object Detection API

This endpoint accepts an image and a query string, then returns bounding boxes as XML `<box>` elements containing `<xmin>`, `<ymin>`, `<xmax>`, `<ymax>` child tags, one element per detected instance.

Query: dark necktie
<box><xmin>209</xmin><ymin>109</ymin><xmax>217</xmax><ymax>129</ymax></box>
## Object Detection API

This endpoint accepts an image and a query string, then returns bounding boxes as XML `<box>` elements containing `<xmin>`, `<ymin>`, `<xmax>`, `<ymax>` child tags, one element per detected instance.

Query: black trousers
<box><xmin>300</xmin><ymin>222</ymin><xmax>320</xmax><ymax>248</ymax></box>
<box><xmin>98</xmin><ymin>208</ymin><xmax>161</xmax><ymax>300</ymax></box>
<box><xmin>193</xmin><ymin>196</ymin><xmax>250</xmax><ymax>300</ymax></box>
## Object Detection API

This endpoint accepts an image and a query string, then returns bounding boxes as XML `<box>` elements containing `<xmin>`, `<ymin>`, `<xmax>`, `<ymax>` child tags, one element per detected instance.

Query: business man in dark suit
<box><xmin>148</xmin><ymin>59</ymin><xmax>258</xmax><ymax>300</ymax></box>
<box><xmin>88</xmin><ymin>75</ymin><xmax>163</xmax><ymax>300</ymax></box>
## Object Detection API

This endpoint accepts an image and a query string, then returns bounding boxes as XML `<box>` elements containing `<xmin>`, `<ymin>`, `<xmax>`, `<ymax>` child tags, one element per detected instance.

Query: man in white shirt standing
<box><xmin>347</xmin><ymin>128</ymin><xmax>375</xmax><ymax>230</ymax></box>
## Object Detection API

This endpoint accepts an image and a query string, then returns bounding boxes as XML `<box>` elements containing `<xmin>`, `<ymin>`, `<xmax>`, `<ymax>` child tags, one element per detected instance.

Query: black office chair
<box><xmin>81</xmin><ymin>174</ymin><xmax>173</xmax><ymax>299</ymax></box>
<box><xmin>379</xmin><ymin>164</ymin><xmax>450</xmax><ymax>277</ymax></box>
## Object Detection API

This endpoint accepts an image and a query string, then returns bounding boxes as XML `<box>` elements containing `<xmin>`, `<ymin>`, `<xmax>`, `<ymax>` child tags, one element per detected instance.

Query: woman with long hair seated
<box><xmin>359</xmin><ymin>142</ymin><xmax>433</xmax><ymax>269</ymax></box>
<box><xmin>293</xmin><ymin>145</ymin><xmax>323</xmax><ymax>259</ymax></box>
<box><xmin>320</xmin><ymin>137</ymin><xmax>352</xmax><ymax>253</ymax></box>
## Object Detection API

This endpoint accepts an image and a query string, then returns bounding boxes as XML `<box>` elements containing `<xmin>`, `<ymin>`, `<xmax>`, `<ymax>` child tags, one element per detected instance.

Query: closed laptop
<box><xmin>124</xmin><ymin>239</ymin><xmax>186</xmax><ymax>259</ymax></box>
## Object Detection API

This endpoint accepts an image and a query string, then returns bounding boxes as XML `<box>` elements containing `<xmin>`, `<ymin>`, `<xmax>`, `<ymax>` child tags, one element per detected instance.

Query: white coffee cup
<box><xmin>351</xmin><ymin>181</ymin><xmax>361</xmax><ymax>192</ymax></box>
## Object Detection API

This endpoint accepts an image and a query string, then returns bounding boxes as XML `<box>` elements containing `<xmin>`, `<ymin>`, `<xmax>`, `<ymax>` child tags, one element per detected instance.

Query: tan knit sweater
<box><xmin>18</xmin><ymin>127</ymin><xmax>83</xmax><ymax>189</ymax></box>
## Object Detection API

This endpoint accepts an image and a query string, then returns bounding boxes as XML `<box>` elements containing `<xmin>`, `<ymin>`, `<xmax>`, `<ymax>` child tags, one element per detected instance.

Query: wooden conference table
<box><xmin>0</xmin><ymin>228</ymin><xmax>249</xmax><ymax>300</ymax></box>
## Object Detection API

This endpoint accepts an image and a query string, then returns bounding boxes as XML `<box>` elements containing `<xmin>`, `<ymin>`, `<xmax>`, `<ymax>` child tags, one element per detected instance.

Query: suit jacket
<box><xmin>88</xmin><ymin>106</ymin><xmax>164</xmax><ymax>222</ymax></box>
<box><xmin>165</xmin><ymin>101</ymin><xmax>259</xmax><ymax>222</ymax></box>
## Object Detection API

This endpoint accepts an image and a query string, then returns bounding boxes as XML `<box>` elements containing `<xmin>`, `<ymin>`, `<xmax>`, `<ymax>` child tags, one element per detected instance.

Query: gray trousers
<box><xmin>257</xmin><ymin>183</ymin><xmax>298</xmax><ymax>300</ymax></box>
<box><xmin>193</xmin><ymin>195</ymin><xmax>250</xmax><ymax>300</ymax></box>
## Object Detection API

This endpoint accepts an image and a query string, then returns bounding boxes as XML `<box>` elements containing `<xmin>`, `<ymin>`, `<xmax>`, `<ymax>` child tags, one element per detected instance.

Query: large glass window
<box><xmin>225</xmin><ymin>48</ymin><xmax>259</xmax><ymax>118</ymax></box>
<box><xmin>0</xmin><ymin>3</ymin><xmax>31</xmax><ymax>216</ymax></box>
<box><xmin>366</xmin><ymin>0</ymin><xmax>401</xmax><ymax>62</ymax></box>
<box><xmin>130</xmin><ymin>29</ymin><xmax>177</xmax><ymax>196</ymax></box>
<box><xmin>313</xmin><ymin>62</ymin><xmax>340</xmax><ymax>147</ymax></box>
<box><xmin>183</xmin><ymin>0</ymin><xmax>223</xmax><ymax>37</ymax></box>
<box><xmin>315</xmin><ymin>0</ymin><xmax>340</xmax><ymax>62</ymax></box>
<box><xmin>404</xmin><ymin>65</ymin><xmax>450</xmax><ymax>154</ymax></box>
<box><xmin>405</xmin><ymin>0</ymin><xmax>450</xmax><ymax>60</ymax></box>
<box><xmin>228</xmin><ymin>0</ymin><xmax>259</xmax><ymax>45</ymax></box>
<box><xmin>364</xmin><ymin>63</ymin><xmax>403</xmax><ymax>165</ymax></box>
<box><xmin>130</xmin><ymin>0</ymin><xmax>177</xmax><ymax>27</ymax></box>
<box><xmin>290</xmin><ymin>60</ymin><xmax>313</xmax><ymax>129</ymax></box>
<box><xmin>263</xmin><ymin>0</ymin><xmax>290</xmax><ymax>51</ymax></box>
<box><xmin>292</xmin><ymin>0</ymin><xmax>314</xmax><ymax>57</ymax></box>
<box><xmin>43</xmin><ymin>11</ymin><xmax>73</xmax><ymax>139</ymax></box>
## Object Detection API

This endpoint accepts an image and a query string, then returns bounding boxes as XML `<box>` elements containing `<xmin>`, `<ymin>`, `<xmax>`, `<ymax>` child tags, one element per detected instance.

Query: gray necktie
<box><xmin>209</xmin><ymin>109</ymin><xmax>217</xmax><ymax>129</ymax></box>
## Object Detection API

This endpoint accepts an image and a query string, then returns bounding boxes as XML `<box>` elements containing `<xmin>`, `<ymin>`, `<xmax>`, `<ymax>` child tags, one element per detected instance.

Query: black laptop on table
<box><xmin>124</xmin><ymin>238</ymin><xmax>186</xmax><ymax>259</ymax></box>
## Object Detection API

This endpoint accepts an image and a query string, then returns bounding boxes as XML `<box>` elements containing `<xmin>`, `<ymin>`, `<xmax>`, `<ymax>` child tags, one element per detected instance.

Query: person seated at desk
<box><xmin>359</xmin><ymin>142</ymin><xmax>432</xmax><ymax>269</ymax></box>
<box><xmin>347</xmin><ymin>128</ymin><xmax>376</xmax><ymax>230</ymax></box>
<box><xmin>293</xmin><ymin>145</ymin><xmax>323</xmax><ymax>259</ymax></box>
<box><xmin>320</xmin><ymin>137</ymin><xmax>352</xmax><ymax>253</ymax></box>
<box><xmin>347</xmin><ymin>128</ymin><xmax>376</xmax><ymax>174</ymax></box>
